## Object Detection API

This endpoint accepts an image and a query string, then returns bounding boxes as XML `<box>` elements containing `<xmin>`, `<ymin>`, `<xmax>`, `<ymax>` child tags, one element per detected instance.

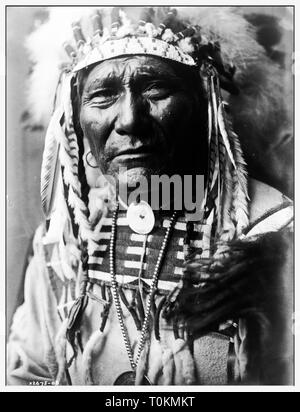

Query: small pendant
<box><xmin>126</xmin><ymin>201</ymin><xmax>155</xmax><ymax>235</ymax></box>
<box><xmin>114</xmin><ymin>371</ymin><xmax>151</xmax><ymax>385</ymax></box>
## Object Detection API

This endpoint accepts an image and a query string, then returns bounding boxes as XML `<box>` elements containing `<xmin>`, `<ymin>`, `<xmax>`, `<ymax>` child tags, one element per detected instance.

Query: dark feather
<box><xmin>164</xmin><ymin>229</ymin><xmax>293</xmax><ymax>383</ymax></box>
<box><xmin>164</xmin><ymin>229</ymin><xmax>293</xmax><ymax>339</ymax></box>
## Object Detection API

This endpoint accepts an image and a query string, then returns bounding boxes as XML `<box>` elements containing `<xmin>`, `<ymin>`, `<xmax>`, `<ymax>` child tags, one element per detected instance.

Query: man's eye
<box><xmin>89</xmin><ymin>90</ymin><xmax>118</xmax><ymax>107</ymax></box>
<box><xmin>143</xmin><ymin>83</ymin><xmax>172</xmax><ymax>100</ymax></box>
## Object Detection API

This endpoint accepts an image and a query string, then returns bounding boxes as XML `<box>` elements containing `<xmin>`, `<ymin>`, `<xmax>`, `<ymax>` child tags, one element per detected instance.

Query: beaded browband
<box><xmin>62</xmin><ymin>7</ymin><xmax>237</xmax><ymax>93</ymax></box>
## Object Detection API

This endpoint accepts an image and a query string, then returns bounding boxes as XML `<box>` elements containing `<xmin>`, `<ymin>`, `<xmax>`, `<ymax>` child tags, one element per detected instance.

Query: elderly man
<box><xmin>8</xmin><ymin>7</ymin><xmax>293</xmax><ymax>386</ymax></box>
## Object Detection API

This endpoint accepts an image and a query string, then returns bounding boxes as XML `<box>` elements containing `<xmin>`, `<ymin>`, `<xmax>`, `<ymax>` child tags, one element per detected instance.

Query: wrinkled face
<box><xmin>79</xmin><ymin>55</ymin><xmax>206</xmax><ymax>190</ymax></box>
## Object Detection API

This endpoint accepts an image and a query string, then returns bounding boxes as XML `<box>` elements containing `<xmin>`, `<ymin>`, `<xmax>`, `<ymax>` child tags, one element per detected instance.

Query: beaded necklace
<box><xmin>110</xmin><ymin>203</ymin><xmax>178</xmax><ymax>385</ymax></box>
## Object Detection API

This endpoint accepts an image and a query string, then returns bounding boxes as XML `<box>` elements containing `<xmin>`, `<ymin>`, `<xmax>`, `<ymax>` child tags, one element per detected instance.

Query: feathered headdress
<box><xmin>25</xmin><ymin>6</ymin><xmax>274</xmax><ymax>254</ymax></box>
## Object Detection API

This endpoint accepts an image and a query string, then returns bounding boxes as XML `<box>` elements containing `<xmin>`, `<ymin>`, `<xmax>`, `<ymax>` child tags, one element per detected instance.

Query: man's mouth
<box><xmin>112</xmin><ymin>147</ymin><xmax>155</xmax><ymax>161</ymax></box>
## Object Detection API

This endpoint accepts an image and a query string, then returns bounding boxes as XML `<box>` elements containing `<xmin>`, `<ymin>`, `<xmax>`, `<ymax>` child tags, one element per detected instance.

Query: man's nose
<box><xmin>115</xmin><ymin>89</ymin><xmax>147</xmax><ymax>136</ymax></box>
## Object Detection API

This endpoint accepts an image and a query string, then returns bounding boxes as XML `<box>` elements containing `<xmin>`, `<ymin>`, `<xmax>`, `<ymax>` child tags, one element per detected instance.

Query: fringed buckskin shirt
<box><xmin>7</xmin><ymin>179</ymin><xmax>293</xmax><ymax>385</ymax></box>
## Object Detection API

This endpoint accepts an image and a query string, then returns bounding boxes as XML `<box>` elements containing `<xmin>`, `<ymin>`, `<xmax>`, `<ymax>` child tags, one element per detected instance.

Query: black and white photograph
<box><xmin>5</xmin><ymin>3</ymin><xmax>296</xmax><ymax>390</ymax></box>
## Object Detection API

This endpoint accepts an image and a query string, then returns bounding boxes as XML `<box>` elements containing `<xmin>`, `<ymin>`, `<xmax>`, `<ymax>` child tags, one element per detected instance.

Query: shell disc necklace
<box><xmin>110</xmin><ymin>203</ymin><xmax>177</xmax><ymax>385</ymax></box>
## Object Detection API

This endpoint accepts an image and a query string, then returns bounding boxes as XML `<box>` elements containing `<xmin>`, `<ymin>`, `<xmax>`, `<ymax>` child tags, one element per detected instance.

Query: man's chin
<box><xmin>106</xmin><ymin>161</ymin><xmax>169</xmax><ymax>197</ymax></box>
<box><xmin>116</xmin><ymin>166</ymin><xmax>152</xmax><ymax>189</ymax></box>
